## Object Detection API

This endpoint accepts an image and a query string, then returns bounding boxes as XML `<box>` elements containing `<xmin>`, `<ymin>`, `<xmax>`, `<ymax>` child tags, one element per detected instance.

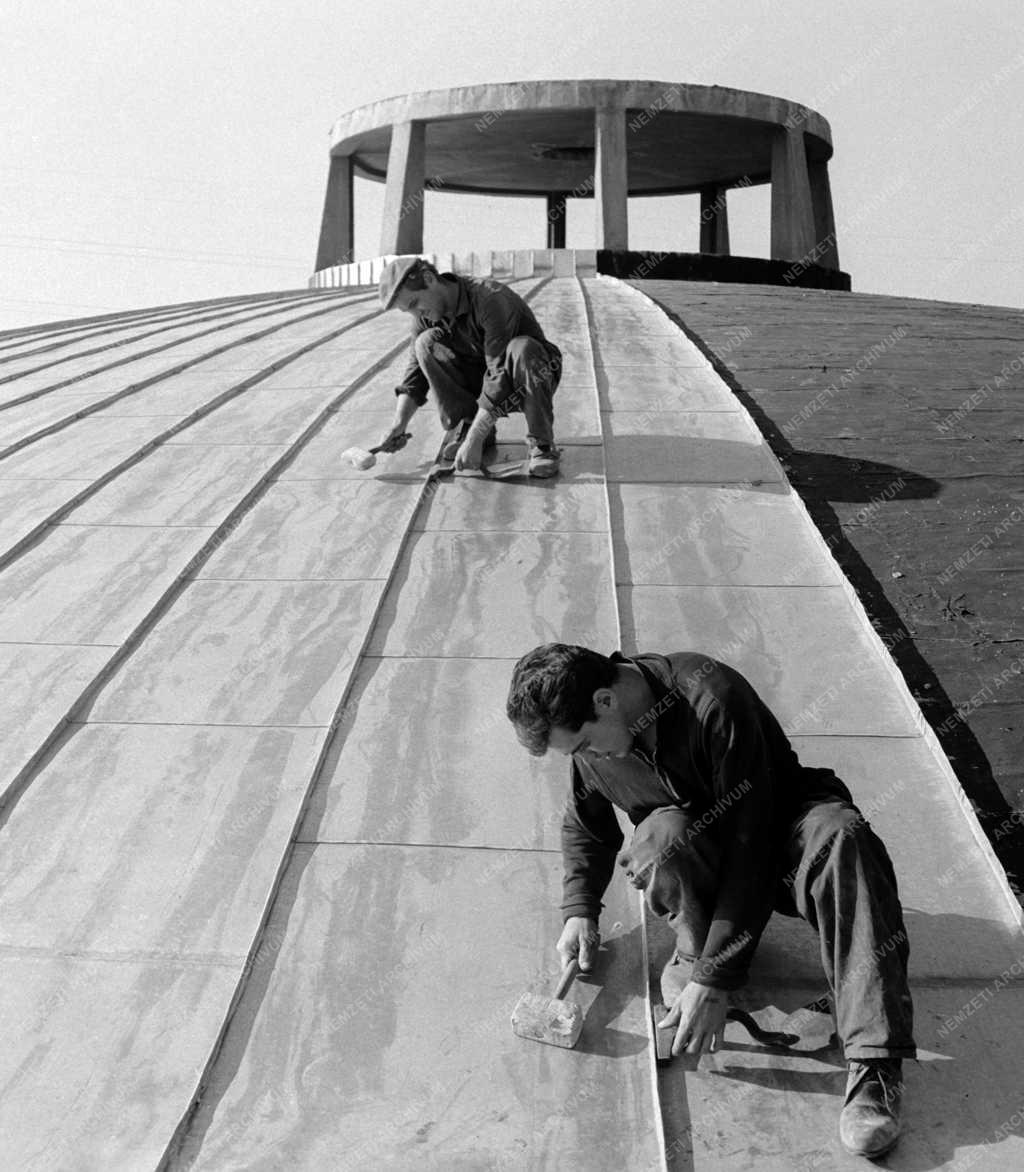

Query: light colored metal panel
<box><xmin>256</xmin><ymin>334</ymin><xmax>408</xmax><ymax>391</ymax></box>
<box><xmin>47</xmin><ymin>369</ymin><xmax>252</xmax><ymax>410</ymax></box>
<box><xmin>599</xmin><ymin>364</ymin><xmax>740</xmax><ymax>413</ymax></box>
<box><xmin>91</xmin><ymin>579</ymin><xmax>384</xmax><ymax>726</ymax></box>
<box><xmin>0</xmin><ymin>394</ymin><xmax>119</xmax><ymax>446</ymax></box>
<box><xmin>415</xmin><ymin>444</ymin><xmax>607</xmax><ymax>533</ymax></box>
<box><xmin>0</xmin><ymin>524</ymin><xmax>208</xmax><ymax>644</ymax></box>
<box><xmin>0</xmin><ymin>302</ymin><xmax>363</xmax><ymax>403</ymax></box>
<box><xmin>299</xmin><ymin>657</ymin><xmax>567</xmax><ymax>849</ymax></box>
<box><xmin>199</xmin><ymin>480</ymin><xmax>423</xmax><ymax>580</ymax></box>
<box><xmin>163</xmin><ymin>384</ymin><xmax>338</xmax><ymax>445</ymax></box>
<box><xmin>0</xmin><ymin>723</ymin><xmax>323</xmax><ymax>956</ymax></box>
<box><xmin>0</xmin><ymin>478</ymin><xmax>92</xmax><ymax>559</ymax></box>
<box><xmin>620</xmin><ymin>584</ymin><xmax>921</xmax><ymax>736</ymax></box>
<box><xmin>69</xmin><ymin>443</ymin><xmax>289</xmax><ymax>525</ymax></box>
<box><xmin>792</xmin><ymin>734</ymin><xmax>1024</xmax><ymax>973</ymax></box>
<box><xmin>594</xmin><ymin>336</ymin><xmax>711</xmax><ymax>368</ymax></box>
<box><xmin>0</xmin><ymin>953</ymin><xmax>238</xmax><ymax>1170</ymax></box>
<box><xmin>0</xmin><ymin>415</ymin><xmax>172</xmax><ymax>478</ymax></box>
<box><xmin>367</xmin><ymin>531</ymin><xmax>619</xmax><ymax>659</ymax></box>
<box><xmin>0</xmin><ymin>643</ymin><xmax>111</xmax><ymax>801</ymax></box>
<box><xmin>658</xmin><ymin>967</ymin><xmax>1024</xmax><ymax>1170</ymax></box>
<box><xmin>329</xmin><ymin>355</ymin><xmax>415</xmax><ymax>411</ymax></box>
<box><xmin>553</xmin><ymin>380</ymin><xmax>602</xmax><ymax>446</ymax></box>
<box><xmin>0</xmin><ymin>354</ymin><xmax>188</xmax><ymax>403</ymax></box>
<box><xmin>603</xmin><ymin>411</ymin><xmax>782</xmax><ymax>484</ymax></box>
<box><xmin>279</xmin><ymin>410</ymin><xmax>442</xmax><ymax>480</ymax></box>
<box><xmin>178</xmin><ymin>845</ymin><xmax>661</xmax><ymax>1171</ymax></box>
<box><xmin>611</xmin><ymin>483</ymin><xmax>842</xmax><ymax>587</ymax></box>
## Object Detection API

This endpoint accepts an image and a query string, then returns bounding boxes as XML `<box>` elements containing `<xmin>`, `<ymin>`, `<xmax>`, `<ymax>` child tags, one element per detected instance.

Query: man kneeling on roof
<box><xmin>506</xmin><ymin>642</ymin><xmax>916</xmax><ymax>1162</ymax></box>
<box><xmin>377</xmin><ymin>256</ymin><xmax>563</xmax><ymax>477</ymax></box>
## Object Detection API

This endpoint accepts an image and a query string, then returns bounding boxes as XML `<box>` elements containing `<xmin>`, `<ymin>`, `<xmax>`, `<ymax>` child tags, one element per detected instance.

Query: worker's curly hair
<box><xmin>506</xmin><ymin>643</ymin><xmax>617</xmax><ymax>756</ymax></box>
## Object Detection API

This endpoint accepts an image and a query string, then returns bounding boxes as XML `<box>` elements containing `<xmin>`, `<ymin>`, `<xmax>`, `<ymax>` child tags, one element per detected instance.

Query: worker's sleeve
<box><xmin>476</xmin><ymin>291</ymin><xmax>523</xmax><ymax>413</ymax></box>
<box><xmin>393</xmin><ymin>327</ymin><xmax>430</xmax><ymax>406</ymax></box>
<box><xmin>561</xmin><ymin>760</ymin><xmax>624</xmax><ymax>923</ymax></box>
<box><xmin>689</xmin><ymin>697</ymin><xmax>778</xmax><ymax>990</ymax></box>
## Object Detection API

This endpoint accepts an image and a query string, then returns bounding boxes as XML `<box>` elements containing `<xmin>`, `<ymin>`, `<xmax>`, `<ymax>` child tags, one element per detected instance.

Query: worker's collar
<box><xmin>448</xmin><ymin>273</ymin><xmax>470</xmax><ymax>321</ymax></box>
<box><xmin>418</xmin><ymin>273</ymin><xmax>468</xmax><ymax>329</ymax></box>
<box><xmin>609</xmin><ymin>651</ymin><xmax>671</xmax><ymax>756</ymax></box>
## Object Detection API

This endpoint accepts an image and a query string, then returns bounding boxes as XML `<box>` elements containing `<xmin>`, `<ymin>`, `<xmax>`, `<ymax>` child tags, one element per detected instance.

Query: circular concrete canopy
<box><xmin>329</xmin><ymin>79</ymin><xmax>834</xmax><ymax>197</ymax></box>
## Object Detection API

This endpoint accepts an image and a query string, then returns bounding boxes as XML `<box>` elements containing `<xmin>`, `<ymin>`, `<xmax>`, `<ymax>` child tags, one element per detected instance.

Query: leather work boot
<box><xmin>839</xmin><ymin>1058</ymin><xmax>904</xmax><ymax>1159</ymax></box>
<box><xmin>527</xmin><ymin>441</ymin><xmax>560</xmax><ymax>478</ymax></box>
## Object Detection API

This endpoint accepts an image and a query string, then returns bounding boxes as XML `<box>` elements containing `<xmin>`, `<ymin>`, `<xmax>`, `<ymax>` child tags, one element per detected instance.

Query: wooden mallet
<box><xmin>511</xmin><ymin>959</ymin><xmax>584</xmax><ymax>1049</ymax></box>
<box><xmin>341</xmin><ymin>431</ymin><xmax>411</xmax><ymax>470</ymax></box>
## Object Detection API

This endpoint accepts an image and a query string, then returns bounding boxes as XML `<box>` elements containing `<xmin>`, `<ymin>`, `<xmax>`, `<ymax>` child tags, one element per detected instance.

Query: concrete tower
<box><xmin>313</xmin><ymin>79</ymin><xmax>848</xmax><ymax>290</ymax></box>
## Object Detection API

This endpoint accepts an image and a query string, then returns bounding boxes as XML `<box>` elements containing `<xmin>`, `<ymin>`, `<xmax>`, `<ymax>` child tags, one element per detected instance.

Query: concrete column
<box><xmin>546</xmin><ymin>193</ymin><xmax>568</xmax><ymax>249</ymax></box>
<box><xmin>808</xmin><ymin>159</ymin><xmax>840</xmax><ymax>270</ymax></box>
<box><xmin>314</xmin><ymin>155</ymin><xmax>354</xmax><ymax>272</ymax></box>
<box><xmin>594</xmin><ymin>106</ymin><xmax>628</xmax><ymax>249</ymax></box>
<box><xmin>770</xmin><ymin>128</ymin><xmax>816</xmax><ymax>262</ymax></box>
<box><xmin>699</xmin><ymin>185</ymin><xmax>731</xmax><ymax>255</ymax></box>
<box><xmin>380</xmin><ymin>120</ymin><xmax>426</xmax><ymax>255</ymax></box>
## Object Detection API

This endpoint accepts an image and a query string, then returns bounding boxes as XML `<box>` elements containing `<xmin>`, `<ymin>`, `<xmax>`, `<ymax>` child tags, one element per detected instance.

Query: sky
<box><xmin>3</xmin><ymin>0</ymin><xmax>1023</xmax><ymax>329</ymax></box>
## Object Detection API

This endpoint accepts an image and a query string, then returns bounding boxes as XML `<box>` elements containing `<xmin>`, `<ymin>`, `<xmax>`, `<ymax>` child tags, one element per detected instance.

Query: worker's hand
<box><xmin>377</xmin><ymin>426</ymin><xmax>410</xmax><ymax>454</ymax></box>
<box><xmin>453</xmin><ymin>435</ymin><xmax>485</xmax><ymax>472</ymax></box>
<box><xmin>557</xmin><ymin>917</ymin><xmax>600</xmax><ymax>973</ymax></box>
<box><xmin>658</xmin><ymin>981</ymin><xmax>729</xmax><ymax>1057</ymax></box>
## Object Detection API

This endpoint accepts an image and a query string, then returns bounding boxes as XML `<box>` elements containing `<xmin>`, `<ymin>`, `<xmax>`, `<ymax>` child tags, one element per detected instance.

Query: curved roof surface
<box><xmin>0</xmin><ymin>275</ymin><xmax>1021</xmax><ymax>1169</ymax></box>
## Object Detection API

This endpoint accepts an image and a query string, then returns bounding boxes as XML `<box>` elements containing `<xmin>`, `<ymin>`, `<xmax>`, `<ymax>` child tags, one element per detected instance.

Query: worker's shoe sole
<box><xmin>839</xmin><ymin>1059</ymin><xmax>904</xmax><ymax>1159</ymax></box>
<box><xmin>528</xmin><ymin>444</ymin><xmax>560</xmax><ymax>478</ymax></box>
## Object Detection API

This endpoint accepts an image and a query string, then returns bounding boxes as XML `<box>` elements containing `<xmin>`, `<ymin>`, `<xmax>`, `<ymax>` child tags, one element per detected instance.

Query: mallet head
<box><xmin>511</xmin><ymin>990</ymin><xmax>584</xmax><ymax>1049</ymax></box>
<box><xmin>341</xmin><ymin>446</ymin><xmax>377</xmax><ymax>470</ymax></box>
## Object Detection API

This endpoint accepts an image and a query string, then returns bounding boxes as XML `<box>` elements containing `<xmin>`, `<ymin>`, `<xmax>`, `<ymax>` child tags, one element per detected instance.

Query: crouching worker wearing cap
<box><xmin>377</xmin><ymin>256</ymin><xmax>563</xmax><ymax>477</ymax></box>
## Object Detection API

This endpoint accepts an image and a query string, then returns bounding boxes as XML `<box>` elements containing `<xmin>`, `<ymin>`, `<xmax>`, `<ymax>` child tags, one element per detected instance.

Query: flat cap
<box><xmin>378</xmin><ymin>255</ymin><xmax>426</xmax><ymax>310</ymax></box>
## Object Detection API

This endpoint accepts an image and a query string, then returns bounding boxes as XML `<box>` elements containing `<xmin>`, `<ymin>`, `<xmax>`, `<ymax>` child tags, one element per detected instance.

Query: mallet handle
<box><xmin>553</xmin><ymin>958</ymin><xmax>580</xmax><ymax>1000</ymax></box>
<box><xmin>369</xmin><ymin>431</ymin><xmax>412</xmax><ymax>455</ymax></box>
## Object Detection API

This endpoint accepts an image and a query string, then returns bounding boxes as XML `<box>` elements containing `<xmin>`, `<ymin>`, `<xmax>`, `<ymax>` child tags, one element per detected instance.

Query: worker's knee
<box><xmin>414</xmin><ymin>326</ymin><xmax>453</xmax><ymax>365</ymax></box>
<box><xmin>505</xmin><ymin>335</ymin><xmax>545</xmax><ymax>363</ymax></box>
<box><xmin>505</xmin><ymin>336</ymin><xmax>560</xmax><ymax>385</ymax></box>
<box><xmin>619</xmin><ymin>806</ymin><xmax>720</xmax><ymax>919</ymax></box>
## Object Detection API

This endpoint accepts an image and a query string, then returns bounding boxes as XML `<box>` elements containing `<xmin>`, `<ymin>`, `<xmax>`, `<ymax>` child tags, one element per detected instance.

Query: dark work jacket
<box><xmin>561</xmin><ymin>651</ymin><xmax>852</xmax><ymax>989</ymax></box>
<box><xmin>394</xmin><ymin>273</ymin><xmax>560</xmax><ymax>412</ymax></box>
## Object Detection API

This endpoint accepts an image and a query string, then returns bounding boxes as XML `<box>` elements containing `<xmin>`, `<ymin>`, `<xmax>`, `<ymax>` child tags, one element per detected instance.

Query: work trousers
<box><xmin>619</xmin><ymin>800</ymin><xmax>916</xmax><ymax>1061</ymax></box>
<box><xmin>413</xmin><ymin>328</ymin><xmax>560</xmax><ymax>446</ymax></box>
